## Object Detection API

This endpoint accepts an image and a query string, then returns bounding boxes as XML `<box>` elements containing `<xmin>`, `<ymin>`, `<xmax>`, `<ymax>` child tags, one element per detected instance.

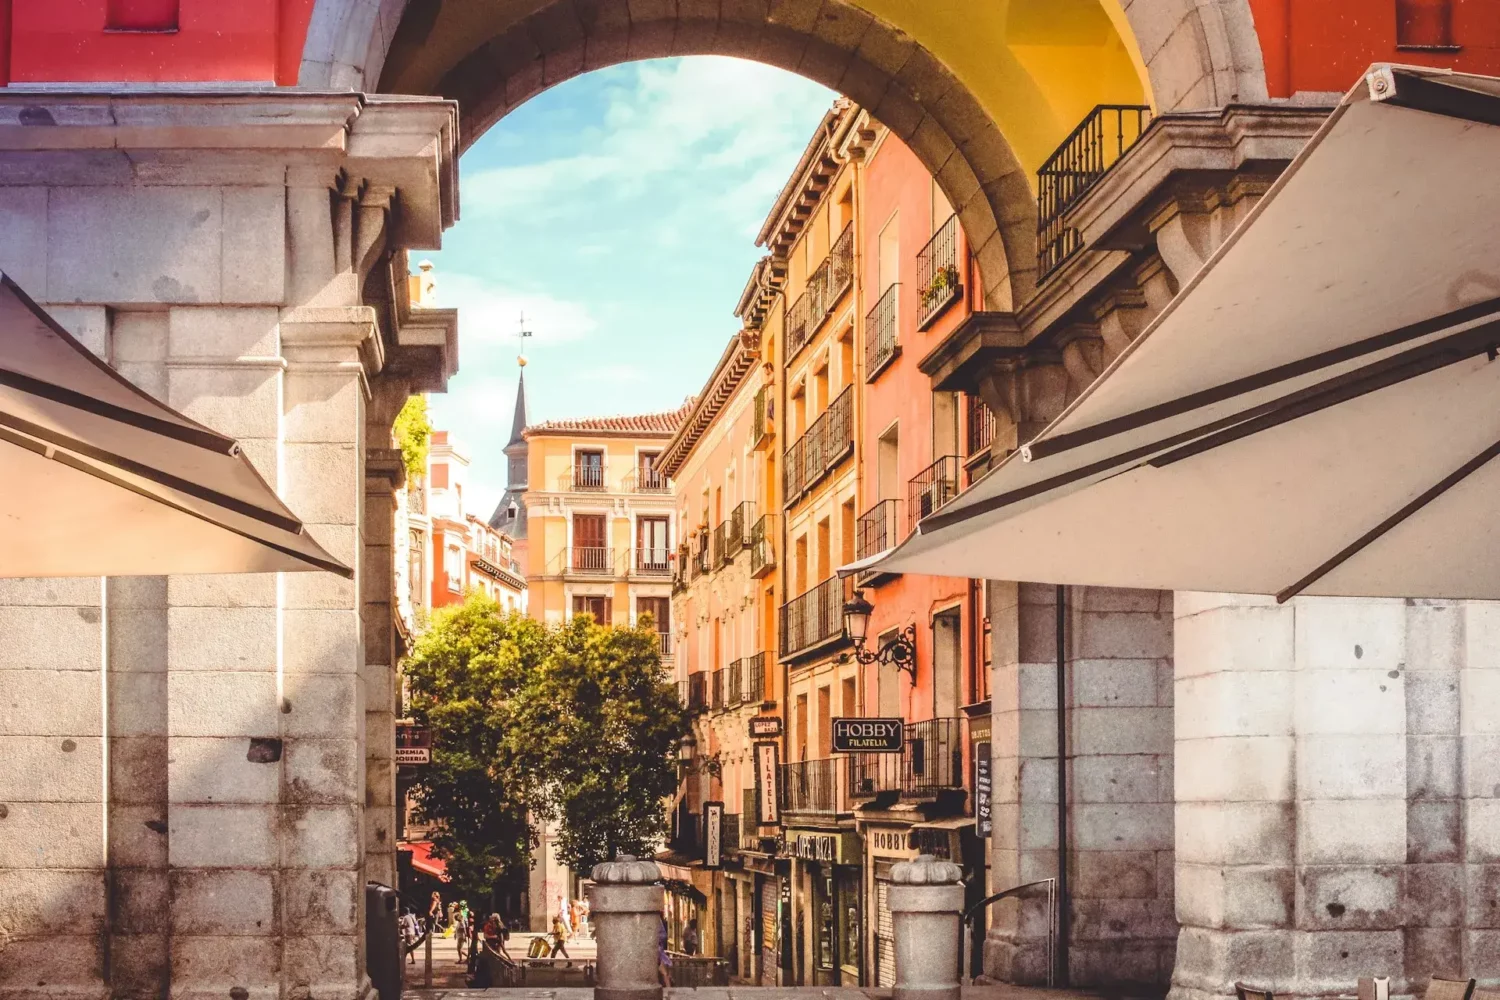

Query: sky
<box><xmin>424</xmin><ymin>56</ymin><xmax>836</xmax><ymax>518</ymax></box>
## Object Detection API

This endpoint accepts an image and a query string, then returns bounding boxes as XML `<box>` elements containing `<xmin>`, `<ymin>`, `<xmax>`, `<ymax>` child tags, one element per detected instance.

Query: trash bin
<box><xmin>366</xmin><ymin>882</ymin><xmax>402</xmax><ymax>1000</ymax></box>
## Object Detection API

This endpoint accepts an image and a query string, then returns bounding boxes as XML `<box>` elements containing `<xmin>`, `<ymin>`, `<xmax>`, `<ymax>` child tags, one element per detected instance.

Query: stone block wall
<box><xmin>986</xmin><ymin>582</ymin><xmax>1176</xmax><ymax>988</ymax></box>
<box><xmin>1170</xmin><ymin>594</ymin><xmax>1500</xmax><ymax>1000</ymax></box>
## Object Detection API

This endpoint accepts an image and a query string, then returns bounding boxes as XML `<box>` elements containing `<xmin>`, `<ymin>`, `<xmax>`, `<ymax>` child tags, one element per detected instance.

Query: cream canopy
<box><xmin>849</xmin><ymin>67</ymin><xmax>1500</xmax><ymax>602</ymax></box>
<box><xmin>0</xmin><ymin>274</ymin><xmax>350</xmax><ymax>578</ymax></box>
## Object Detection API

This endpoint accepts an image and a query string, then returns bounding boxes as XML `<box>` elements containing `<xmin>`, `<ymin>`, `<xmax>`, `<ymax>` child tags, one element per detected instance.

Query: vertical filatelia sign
<box><xmin>755</xmin><ymin>742</ymin><xmax>780</xmax><ymax>825</ymax></box>
<box><xmin>703</xmin><ymin>801</ymin><xmax>723</xmax><ymax>868</ymax></box>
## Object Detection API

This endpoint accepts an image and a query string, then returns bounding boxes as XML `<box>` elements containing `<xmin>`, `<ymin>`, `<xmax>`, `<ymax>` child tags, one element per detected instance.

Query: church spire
<box><xmin>508</xmin><ymin>367</ymin><xmax>528</xmax><ymax>448</ymax></box>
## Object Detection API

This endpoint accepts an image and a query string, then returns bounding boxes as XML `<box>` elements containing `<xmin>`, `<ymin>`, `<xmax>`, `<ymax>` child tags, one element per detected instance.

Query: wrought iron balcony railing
<box><xmin>786</xmin><ymin>222</ymin><xmax>854</xmax><ymax>362</ymax></box>
<box><xmin>749</xmin><ymin>514</ymin><xmax>776</xmax><ymax>578</ymax></box>
<box><xmin>656</xmin><ymin>631</ymin><xmax>673</xmax><ymax>657</ymax></box>
<box><xmin>847</xmin><ymin>749</ymin><xmax>903</xmax><ymax>798</ymax></box>
<box><xmin>779</xmin><ymin>575</ymin><xmax>847</xmax><ymax>659</ymax></box>
<box><xmin>571</xmin><ymin>546</ymin><xmax>614</xmax><ymax>574</ymax></box>
<box><xmin>966</xmin><ymin>393</ymin><xmax>995</xmax><ymax>457</ymax></box>
<box><xmin>903</xmin><ymin>717</ymin><xmax>964</xmax><ymax>798</ymax></box>
<box><xmin>753</xmin><ymin>385</ymin><xmax>773</xmax><ymax>448</ymax></box>
<box><xmin>711</xmin><ymin>669</ymin><xmax>724</xmax><ymax>712</ymax></box>
<box><xmin>917</xmin><ymin>214</ymin><xmax>963</xmax><ymax>328</ymax></box>
<box><xmin>743</xmin><ymin>650</ymin><xmax>768</xmax><ymax>704</ymax></box>
<box><xmin>725</xmin><ymin>659</ymin><xmax>742</xmax><ymax>709</ymax></box>
<box><xmin>712</xmin><ymin>521</ymin><xmax>730</xmax><ymax>568</ymax></box>
<box><xmin>786</xmin><ymin>291</ymin><xmax>811</xmax><ymax>360</ymax></box>
<box><xmin>1037</xmin><ymin>104</ymin><xmax>1152</xmax><ymax>281</ymax></box>
<box><xmin>907</xmin><ymin>455</ymin><xmax>960</xmax><ymax>532</ymax></box>
<box><xmin>633</xmin><ymin>547</ymin><xmax>671</xmax><ymax>576</ymax></box>
<box><xmin>856</xmin><ymin>498</ymin><xmax>901</xmax><ymax>561</ymax></box>
<box><xmin>694</xmin><ymin>528</ymin><xmax>711</xmax><ymax>576</ymax></box>
<box><xmin>780</xmin><ymin>758</ymin><xmax>845</xmax><ymax>814</ymax></box>
<box><xmin>865</xmin><ymin>282</ymin><xmax>899</xmax><ymax>381</ymax></box>
<box><xmin>783</xmin><ymin>385</ymin><xmax>854</xmax><ymax>504</ymax></box>
<box><xmin>625</xmin><ymin>468</ymin><xmax>670</xmax><ymax>493</ymax></box>
<box><xmin>687</xmin><ymin>672</ymin><xmax>707</xmax><ymax>713</ymax></box>
<box><xmin>565</xmin><ymin>463</ymin><xmax>607</xmax><ymax>491</ymax></box>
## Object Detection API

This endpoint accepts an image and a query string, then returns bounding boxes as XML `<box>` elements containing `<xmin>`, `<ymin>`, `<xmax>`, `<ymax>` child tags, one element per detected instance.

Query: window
<box><xmin>1396</xmin><ymin>0</ymin><xmax>1456</xmax><ymax>49</ymax></box>
<box><xmin>638</xmin><ymin>596</ymin><xmax>671</xmax><ymax>634</ymax></box>
<box><xmin>573</xmin><ymin>594</ymin><xmax>611</xmax><ymax>622</ymax></box>
<box><xmin>445</xmin><ymin>543</ymin><xmax>463</xmax><ymax>592</ymax></box>
<box><xmin>930</xmin><ymin>178</ymin><xmax>954</xmax><ymax>235</ymax></box>
<box><xmin>933</xmin><ymin>392</ymin><xmax>960</xmax><ymax>458</ymax></box>
<box><xmin>877</xmin><ymin>629</ymin><xmax>900</xmax><ymax>716</ymax></box>
<box><xmin>575</xmin><ymin>449</ymin><xmax>604</xmax><ymax>489</ymax></box>
<box><xmin>573</xmin><ymin>513</ymin><xmax>608</xmax><ymax>572</ymax></box>
<box><xmin>816</xmin><ymin>686</ymin><xmax>832</xmax><ymax>758</ymax></box>
<box><xmin>878</xmin><ymin>424</ymin><xmax>900</xmax><ymax>501</ymax></box>
<box><xmin>638</xmin><ymin>451</ymin><xmax>664</xmax><ymax>490</ymax></box>
<box><xmin>878</xmin><ymin>213</ymin><xmax>900</xmax><ymax>292</ymax></box>
<box><xmin>637</xmin><ymin>516</ymin><xmax>670</xmax><ymax>571</ymax></box>
<box><xmin>408</xmin><ymin>530</ymin><xmax>425</xmax><ymax>609</ymax></box>
<box><xmin>933</xmin><ymin>609</ymin><xmax>962</xmax><ymax>717</ymax></box>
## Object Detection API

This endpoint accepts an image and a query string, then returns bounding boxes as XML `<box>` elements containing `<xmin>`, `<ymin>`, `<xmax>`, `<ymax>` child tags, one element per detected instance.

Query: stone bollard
<box><xmin>889</xmin><ymin>854</ymin><xmax>965</xmax><ymax>1000</ymax></box>
<box><xmin>589</xmin><ymin>855</ymin><xmax>665</xmax><ymax>1000</ymax></box>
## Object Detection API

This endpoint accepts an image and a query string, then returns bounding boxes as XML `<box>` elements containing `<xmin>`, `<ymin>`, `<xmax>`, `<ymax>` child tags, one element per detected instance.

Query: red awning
<box><xmin>404</xmin><ymin>841</ymin><xmax>449</xmax><ymax>881</ymax></box>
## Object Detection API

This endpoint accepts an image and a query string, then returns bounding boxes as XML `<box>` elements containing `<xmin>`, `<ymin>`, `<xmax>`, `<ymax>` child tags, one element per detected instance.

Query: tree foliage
<box><xmin>403</xmin><ymin>597</ymin><xmax>687</xmax><ymax>894</ymax></box>
<box><xmin>393</xmin><ymin>394</ymin><xmax>433</xmax><ymax>479</ymax></box>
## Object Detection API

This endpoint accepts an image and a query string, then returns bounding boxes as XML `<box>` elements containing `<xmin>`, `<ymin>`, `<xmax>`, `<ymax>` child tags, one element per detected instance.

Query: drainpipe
<box><xmin>1055</xmin><ymin>584</ymin><xmax>1069</xmax><ymax>986</ymax></box>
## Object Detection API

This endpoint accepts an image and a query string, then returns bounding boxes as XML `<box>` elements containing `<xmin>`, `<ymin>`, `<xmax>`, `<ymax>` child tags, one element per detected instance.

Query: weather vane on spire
<box><xmin>517</xmin><ymin>311</ymin><xmax>533</xmax><ymax>368</ymax></box>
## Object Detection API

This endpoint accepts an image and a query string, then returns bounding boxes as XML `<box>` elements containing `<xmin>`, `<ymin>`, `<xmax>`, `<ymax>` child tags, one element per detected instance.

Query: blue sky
<box><xmin>424</xmin><ymin>56</ymin><xmax>835</xmax><ymax>516</ymax></box>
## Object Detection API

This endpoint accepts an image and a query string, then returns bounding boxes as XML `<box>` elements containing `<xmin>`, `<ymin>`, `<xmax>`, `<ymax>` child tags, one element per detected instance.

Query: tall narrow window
<box><xmin>107</xmin><ymin>0</ymin><xmax>179</xmax><ymax>31</ymax></box>
<box><xmin>1396</xmin><ymin>0</ymin><xmax>1456</xmax><ymax>49</ymax></box>
<box><xmin>572</xmin><ymin>513</ymin><xmax>608</xmax><ymax>573</ymax></box>
<box><xmin>933</xmin><ymin>609</ymin><xmax>962</xmax><ymax>717</ymax></box>
<box><xmin>574</xmin><ymin>449</ymin><xmax>605</xmax><ymax>490</ymax></box>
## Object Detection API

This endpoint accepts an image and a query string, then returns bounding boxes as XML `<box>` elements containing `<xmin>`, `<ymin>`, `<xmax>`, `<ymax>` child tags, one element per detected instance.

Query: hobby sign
<box><xmin>831</xmin><ymin>717</ymin><xmax>903</xmax><ymax>753</ymax></box>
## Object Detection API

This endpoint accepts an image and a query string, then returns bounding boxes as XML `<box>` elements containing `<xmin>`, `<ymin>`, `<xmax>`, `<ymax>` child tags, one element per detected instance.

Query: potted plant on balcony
<box><xmin>920</xmin><ymin>264</ymin><xmax>961</xmax><ymax>309</ymax></box>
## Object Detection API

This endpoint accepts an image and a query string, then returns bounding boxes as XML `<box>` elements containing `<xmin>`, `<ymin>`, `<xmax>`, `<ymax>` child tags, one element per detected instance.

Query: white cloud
<box><xmin>432</xmin><ymin>271</ymin><xmax>597</xmax><ymax>346</ymax></box>
<box><xmin>462</xmin><ymin>57</ymin><xmax>835</xmax><ymax>234</ymax></box>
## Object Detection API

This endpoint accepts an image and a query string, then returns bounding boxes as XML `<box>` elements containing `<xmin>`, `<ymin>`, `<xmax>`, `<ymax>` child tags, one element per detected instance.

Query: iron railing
<box><xmin>625</xmin><ymin>468</ymin><xmax>669</xmax><ymax>493</ymax></box>
<box><xmin>567</xmin><ymin>462</ymin><xmax>607</xmax><ymax>491</ymax></box>
<box><xmin>633</xmin><ymin>547</ymin><xmax>671</xmax><ymax>576</ymax></box>
<box><xmin>725</xmin><ymin>659</ymin><xmax>742</xmax><ymax>709</ymax></box>
<box><xmin>856</xmin><ymin>498</ymin><xmax>901</xmax><ymax>561</ymax></box>
<box><xmin>407</xmin><ymin>477</ymin><xmax>426</xmax><ymax>515</ymax></box>
<box><xmin>694</xmin><ymin>529</ymin><xmax>711</xmax><ymax>576</ymax></box>
<box><xmin>571</xmin><ymin>546</ymin><xmax>613</xmax><ymax>574</ymax></box>
<box><xmin>904</xmin><ymin>717</ymin><xmax>964</xmax><ymax>797</ymax></box>
<box><xmin>847</xmin><ymin>750</ymin><xmax>904</xmax><ymax>798</ymax></box>
<box><xmin>779</xmin><ymin>575</ymin><xmax>847</xmax><ymax>659</ymax></box>
<box><xmin>780</xmin><ymin>758</ymin><xmax>843</xmax><ymax>814</ymax></box>
<box><xmin>713</xmin><ymin>521</ymin><xmax>730</xmax><ymax>569</ymax></box>
<box><xmin>917</xmin><ymin>214</ymin><xmax>963</xmax><ymax>328</ymax></box>
<box><xmin>727</xmin><ymin>501</ymin><xmax>752</xmax><ymax>553</ymax></box>
<box><xmin>749</xmin><ymin>514</ymin><xmax>775</xmax><ymax>578</ymax></box>
<box><xmin>1037</xmin><ymin>104</ymin><xmax>1152</xmax><ymax>280</ymax></box>
<box><xmin>783</xmin><ymin>386</ymin><xmax>854</xmax><ymax>504</ymax></box>
<box><xmin>966</xmin><ymin>394</ymin><xmax>995</xmax><ymax>457</ymax></box>
<box><xmin>743</xmin><ymin>650</ymin><xmax>768</xmax><ymax>703</ymax></box>
<box><xmin>865</xmin><ymin>283</ymin><xmax>900</xmax><ymax>381</ymax></box>
<box><xmin>907</xmin><ymin>455</ymin><xmax>960</xmax><ymax>532</ymax></box>
<box><xmin>786</xmin><ymin>291</ymin><xmax>811</xmax><ymax>359</ymax></box>
<box><xmin>711</xmin><ymin>669</ymin><xmax>725</xmax><ymax>712</ymax></box>
<box><xmin>656</xmin><ymin>631</ymin><xmax>673</xmax><ymax>657</ymax></box>
<box><xmin>687</xmin><ymin>672</ymin><xmax>707</xmax><ymax>713</ymax></box>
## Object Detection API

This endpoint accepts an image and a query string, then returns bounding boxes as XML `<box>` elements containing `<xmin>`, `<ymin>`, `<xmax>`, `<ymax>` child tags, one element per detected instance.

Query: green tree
<box><xmin>393</xmin><ymin>394</ymin><xmax>433</xmax><ymax>479</ymax></box>
<box><xmin>506</xmin><ymin>612</ymin><xmax>688</xmax><ymax>873</ymax></box>
<box><xmin>402</xmin><ymin>592</ymin><xmax>542</xmax><ymax>901</ymax></box>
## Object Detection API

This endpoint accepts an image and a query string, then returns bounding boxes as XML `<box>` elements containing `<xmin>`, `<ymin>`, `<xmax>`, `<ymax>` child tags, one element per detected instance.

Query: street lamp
<box><xmin>843</xmin><ymin>589</ymin><xmax>917</xmax><ymax>681</ymax></box>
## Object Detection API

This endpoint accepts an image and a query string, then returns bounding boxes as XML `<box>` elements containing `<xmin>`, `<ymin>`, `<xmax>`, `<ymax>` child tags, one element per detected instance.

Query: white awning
<box><xmin>853</xmin><ymin>66</ymin><xmax>1500</xmax><ymax>601</ymax></box>
<box><xmin>1</xmin><ymin>274</ymin><xmax>350</xmax><ymax>578</ymax></box>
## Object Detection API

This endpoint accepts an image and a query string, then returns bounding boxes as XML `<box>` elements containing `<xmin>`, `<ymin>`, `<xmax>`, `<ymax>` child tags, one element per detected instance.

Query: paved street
<box><xmin>402</xmin><ymin>988</ymin><xmax>1108</xmax><ymax>1000</ymax></box>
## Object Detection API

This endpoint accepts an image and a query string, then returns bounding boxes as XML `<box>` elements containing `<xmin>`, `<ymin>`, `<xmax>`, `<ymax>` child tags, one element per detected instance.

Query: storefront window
<box><xmin>818</xmin><ymin>877</ymin><xmax>835</xmax><ymax>969</ymax></box>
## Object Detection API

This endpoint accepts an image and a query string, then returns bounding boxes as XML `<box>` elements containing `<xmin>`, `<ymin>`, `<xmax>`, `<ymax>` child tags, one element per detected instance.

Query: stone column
<box><xmin>1169</xmin><ymin>594</ymin><xmax>1500</xmax><ymax>1000</ymax></box>
<box><xmin>589</xmin><ymin>856</ymin><xmax>666</xmax><ymax>1000</ymax></box>
<box><xmin>889</xmin><ymin>854</ymin><xmax>965</xmax><ymax>1000</ymax></box>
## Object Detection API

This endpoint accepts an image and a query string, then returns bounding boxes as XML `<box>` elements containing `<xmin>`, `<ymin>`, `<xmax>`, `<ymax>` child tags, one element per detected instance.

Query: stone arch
<box><xmin>299</xmin><ymin>0</ymin><xmax>1271</xmax><ymax>310</ymax></box>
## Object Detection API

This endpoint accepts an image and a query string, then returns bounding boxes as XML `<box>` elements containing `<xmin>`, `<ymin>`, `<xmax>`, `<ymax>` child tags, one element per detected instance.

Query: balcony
<box><xmin>725</xmin><ymin>659</ymin><xmax>742</xmax><ymax>709</ymax></box>
<box><xmin>787</xmin><ymin>222</ymin><xmax>855</xmax><ymax>362</ymax></box>
<box><xmin>855</xmin><ymin>498</ymin><xmax>901</xmax><ymax>585</ymax></box>
<box><xmin>865</xmin><ymin>283</ymin><xmax>899</xmax><ymax>382</ymax></box>
<box><xmin>847</xmin><ymin>717</ymin><xmax>965</xmax><ymax>800</ymax></box>
<box><xmin>694</xmin><ymin>529</ymin><xmax>711</xmax><ymax>577</ymax></box>
<box><xmin>917</xmin><ymin>214</ymin><xmax>963</xmax><ymax>329</ymax></box>
<box><xmin>752</xmin><ymin>385</ymin><xmax>773</xmax><ymax>448</ymax></box>
<box><xmin>656</xmin><ymin>631</ymin><xmax>673</xmax><ymax>658</ymax></box>
<box><xmin>743</xmin><ymin>650</ymin><xmax>769</xmax><ymax>704</ymax></box>
<box><xmin>712</xmin><ymin>522</ymin><xmax>729</xmax><ymax>569</ymax></box>
<box><xmin>625</xmin><ymin>468</ymin><xmax>670</xmax><ymax>493</ymax></box>
<box><xmin>407</xmin><ymin>476</ymin><xmax>426</xmax><ymax>516</ymax></box>
<box><xmin>633</xmin><ymin>547</ymin><xmax>671</xmax><ymax>577</ymax></box>
<box><xmin>779</xmin><ymin>575</ymin><xmax>848</xmax><ymax>660</ymax></box>
<box><xmin>562</xmin><ymin>463</ymin><xmax>607</xmax><ymax>492</ymax></box>
<box><xmin>749</xmin><ymin>514</ymin><xmax>776</xmax><ymax>578</ymax></box>
<box><xmin>686</xmin><ymin>672</ymin><xmax>707</xmax><ymax>714</ymax></box>
<box><xmin>721</xmin><ymin>812</ymin><xmax>743</xmax><ymax>855</ymax></box>
<box><xmin>907</xmin><ymin>455</ymin><xmax>960</xmax><ymax>533</ymax></box>
<box><xmin>728</xmin><ymin>501</ymin><xmax>752</xmax><ymax>555</ymax></box>
<box><xmin>780</xmin><ymin>758</ymin><xmax>846</xmax><ymax>814</ymax></box>
<box><xmin>571</xmin><ymin>546</ymin><xmax>614</xmax><ymax>575</ymax></box>
<box><xmin>1037</xmin><ymin>104</ymin><xmax>1152</xmax><ymax>281</ymax></box>
<box><xmin>783</xmin><ymin>385</ymin><xmax>854</xmax><ymax>505</ymax></box>
<box><xmin>966</xmin><ymin>394</ymin><xmax>995</xmax><ymax>459</ymax></box>
<box><xmin>711</xmin><ymin>669</ymin><xmax>724</xmax><ymax>712</ymax></box>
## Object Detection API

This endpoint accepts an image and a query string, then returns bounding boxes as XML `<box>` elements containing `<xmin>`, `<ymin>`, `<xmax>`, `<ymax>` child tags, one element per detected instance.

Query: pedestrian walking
<box><xmin>400</xmin><ymin>908</ymin><xmax>421</xmax><ymax>965</ymax></box>
<box><xmin>427</xmin><ymin>891</ymin><xmax>444</xmax><ymax>933</ymax></box>
<box><xmin>549</xmin><ymin>912</ymin><xmax>571</xmax><ymax>959</ymax></box>
<box><xmin>657</xmin><ymin>915</ymin><xmax>673</xmax><ymax>987</ymax></box>
<box><xmin>683</xmin><ymin>917</ymin><xmax>700</xmax><ymax>956</ymax></box>
<box><xmin>453</xmin><ymin>905</ymin><xmax>468</xmax><ymax>961</ymax></box>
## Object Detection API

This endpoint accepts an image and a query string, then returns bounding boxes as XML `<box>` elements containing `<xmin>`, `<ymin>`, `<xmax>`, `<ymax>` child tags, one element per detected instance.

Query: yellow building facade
<box><xmin>522</xmin><ymin>406</ymin><xmax>690</xmax><ymax>641</ymax></box>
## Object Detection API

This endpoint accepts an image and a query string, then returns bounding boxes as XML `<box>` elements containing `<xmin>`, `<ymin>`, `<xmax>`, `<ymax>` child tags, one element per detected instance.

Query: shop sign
<box><xmin>975</xmin><ymin>741</ymin><xmax>992</xmax><ymax>838</ymax></box>
<box><xmin>793</xmin><ymin>832</ymin><xmax>837</xmax><ymax>863</ymax></box>
<box><xmin>831</xmin><ymin>717</ymin><xmax>902</xmax><ymax>753</ymax></box>
<box><xmin>755</xmin><ymin>742</ymin><xmax>780</xmax><ymax>825</ymax></box>
<box><xmin>704</xmin><ymin>801</ymin><xmax>723</xmax><ymax>869</ymax></box>
<box><xmin>749</xmin><ymin>716</ymin><xmax>783</xmax><ymax>738</ymax></box>
<box><xmin>395</xmin><ymin>723</ymin><xmax>431</xmax><ymax>765</ymax></box>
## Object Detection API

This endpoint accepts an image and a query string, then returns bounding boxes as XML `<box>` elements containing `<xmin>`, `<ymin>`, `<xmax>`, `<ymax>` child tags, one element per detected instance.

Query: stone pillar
<box><xmin>889</xmin><ymin>854</ymin><xmax>965</xmax><ymax>1000</ymax></box>
<box><xmin>588</xmin><ymin>856</ymin><xmax>665</xmax><ymax>1000</ymax></box>
<box><xmin>1169</xmin><ymin>594</ymin><xmax>1500</xmax><ymax>1000</ymax></box>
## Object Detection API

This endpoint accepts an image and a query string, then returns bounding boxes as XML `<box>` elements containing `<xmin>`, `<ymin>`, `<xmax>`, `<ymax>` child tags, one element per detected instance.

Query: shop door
<box><xmin>875</xmin><ymin>879</ymin><xmax>895</xmax><ymax>987</ymax></box>
<box><xmin>761</xmin><ymin>878</ymin><xmax>780</xmax><ymax>985</ymax></box>
<box><xmin>837</xmin><ymin>868</ymin><xmax>861</xmax><ymax>985</ymax></box>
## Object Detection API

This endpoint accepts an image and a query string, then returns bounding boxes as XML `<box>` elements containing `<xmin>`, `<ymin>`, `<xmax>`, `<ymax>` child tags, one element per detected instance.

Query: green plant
<box><xmin>393</xmin><ymin>395</ymin><xmax>433</xmax><ymax>479</ymax></box>
<box><xmin>920</xmin><ymin>264</ymin><xmax>961</xmax><ymax>308</ymax></box>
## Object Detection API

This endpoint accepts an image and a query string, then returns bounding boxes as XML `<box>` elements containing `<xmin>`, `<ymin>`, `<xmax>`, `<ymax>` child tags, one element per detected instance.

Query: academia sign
<box><xmin>395</xmin><ymin>724</ymin><xmax>431</xmax><ymax>765</ymax></box>
<box><xmin>831</xmin><ymin>717</ymin><xmax>903</xmax><ymax>753</ymax></box>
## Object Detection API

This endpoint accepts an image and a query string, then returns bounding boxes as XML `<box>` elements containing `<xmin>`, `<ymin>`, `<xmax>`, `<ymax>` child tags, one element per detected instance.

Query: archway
<box><xmin>299</xmin><ymin>0</ymin><xmax>1267</xmax><ymax>311</ymax></box>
